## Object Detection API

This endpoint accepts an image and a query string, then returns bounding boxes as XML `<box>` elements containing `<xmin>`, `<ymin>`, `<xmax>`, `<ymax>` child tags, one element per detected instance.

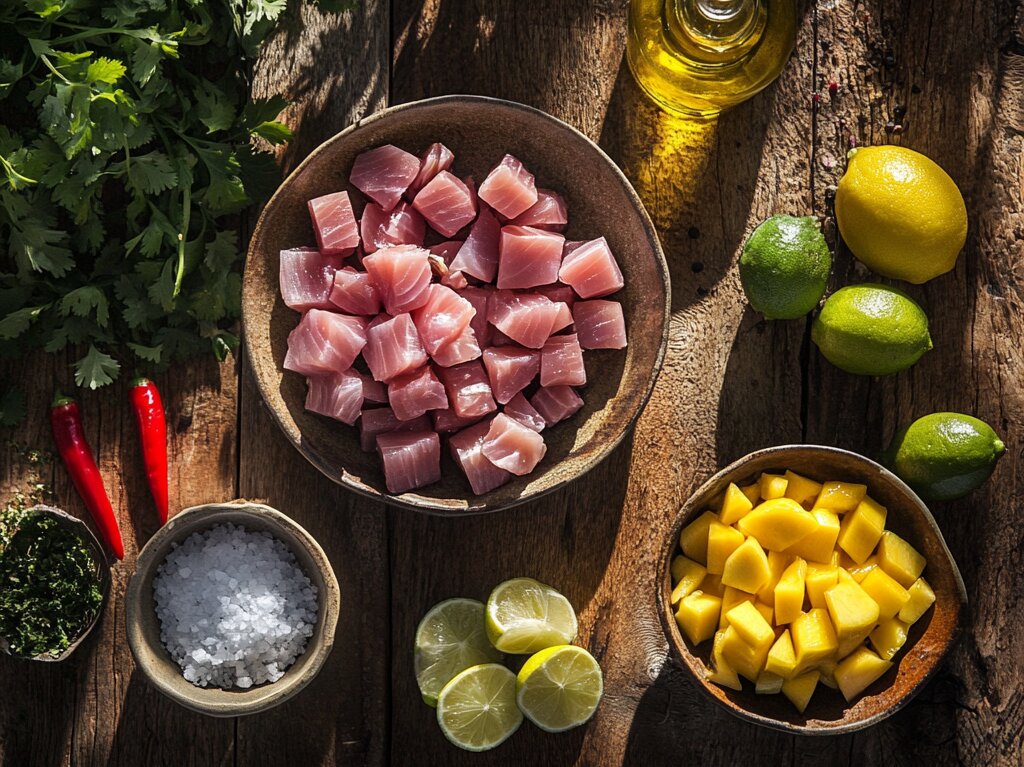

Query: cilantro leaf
<box><xmin>125</xmin><ymin>151</ymin><xmax>177</xmax><ymax>194</ymax></box>
<box><xmin>86</xmin><ymin>57</ymin><xmax>126</xmax><ymax>85</ymax></box>
<box><xmin>60</xmin><ymin>286</ymin><xmax>109</xmax><ymax>328</ymax></box>
<box><xmin>73</xmin><ymin>345</ymin><xmax>120</xmax><ymax>389</ymax></box>
<box><xmin>194</xmin><ymin>81</ymin><xmax>235</xmax><ymax>133</ymax></box>
<box><xmin>127</xmin><ymin>342</ymin><xmax>163</xmax><ymax>362</ymax></box>
<box><xmin>0</xmin><ymin>306</ymin><xmax>47</xmax><ymax>340</ymax></box>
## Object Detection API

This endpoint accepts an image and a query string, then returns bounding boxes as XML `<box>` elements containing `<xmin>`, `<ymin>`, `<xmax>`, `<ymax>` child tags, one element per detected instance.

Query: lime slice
<box><xmin>516</xmin><ymin>645</ymin><xmax>603</xmax><ymax>733</ymax></box>
<box><xmin>415</xmin><ymin>598</ymin><xmax>504</xmax><ymax>706</ymax></box>
<box><xmin>485</xmin><ymin>577</ymin><xmax>578</xmax><ymax>654</ymax></box>
<box><xmin>436</xmin><ymin>663</ymin><xmax>523</xmax><ymax>752</ymax></box>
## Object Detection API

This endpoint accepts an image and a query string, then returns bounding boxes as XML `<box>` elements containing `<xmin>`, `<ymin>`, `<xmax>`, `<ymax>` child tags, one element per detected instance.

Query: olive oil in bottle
<box><xmin>627</xmin><ymin>0</ymin><xmax>797</xmax><ymax>117</ymax></box>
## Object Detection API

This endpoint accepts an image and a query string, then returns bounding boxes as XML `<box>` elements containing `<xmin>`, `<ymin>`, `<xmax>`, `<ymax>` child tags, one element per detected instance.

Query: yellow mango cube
<box><xmin>756</xmin><ymin>549</ymin><xmax>793</xmax><ymax>602</ymax></box>
<box><xmin>679</xmin><ymin>510</ymin><xmax>718</xmax><ymax>565</ymax></box>
<box><xmin>813</xmin><ymin>481</ymin><xmax>867</xmax><ymax>512</ymax></box>
<box><xmin>870</xmin><ymin>618</ymin><xmax>910</xmax><ymax>661</ymax></box>
<box><xmin>706</xmin><ymin>521</ymin><xmax>746</xmax><ymax>575</ymax></box>
<box><xmin>791</xmin><ymin>608</ymin><xmax>838</xmax><ymax>673</ymax></box>
<box><xmin>737</xmin><ymin>498</ymin><xmax>819</xmax><ymax>551</ymax></box>
<box><xmin>708</xmin><ymin>631</ymin><xmax>743</xmax><ymax>691</ymax></box>
<box><xmin>754</xmin><ymin>601</ymin><xmax>774</xmax><ymax>625</ymax></box>
<box><xmin>774</xmin><ymin>557</ymin><xmax>807</xmax><ymax>625</ymax></box>
<box><xmin>877</xmin><ymin>531</ymin><xmax>926</xmax><ymax>587</ymax></box>
<box><xmin>765</xmin><ymin>630</ymin><xmax>798</xmax><ymax>679</ymax></box>
<box><xmin>719</xmin><ymin>586</ymin><xmax>755</xmax><ymax>629</ymax></box>
<box><xmin>725</xmin><ymin>600</ymin><xmax>775</xmax><ymax>650</ymax></box>
<box><xmin>850</xmin><ymin>557</ymin><xmax>878</xmax><ymax>583</ymax></box>
<box><xmin>834</xmin><ymin>646</ymin><xmax>893</xmax><ymax>702</ymax></box>
<box><xmin>756</xmin><ymin>671</ymin><xmax>785</xmax><ymax>695</ymax></box>
<box><xmin>899</xmin><ymin>577</ymin><xmax>937</xmax><ymax>625</ymax></box>
<box><xmin>859</xmin><ymin>567</ymin><xmax>912</xmax><ymax>621</ymax></box>
<box><xmin>721</xmin><ymin>535</ymin><xmax>771</xmax><ymax>593</ymax></box>
<box><xmin>759</xmin><ymin>473</ymin><xmax>789</xmax><ymax>500</ymax></box>
<box><xmin>785</xmin><ymin>509</ymin><xmax>840</xmax><ymax>563</ymax></box>
<box><xmin>784</xmin><ymin>470</ymin><xmax>823</xmax><ymax>506</ymax></box>
<box><xmin>719</xmin><ymin>482</ymin><xmax>755</xmax><ymax>525</ymax></box>
<box><xmin>817</xmin><ymin>658</ymin><xmax>838</xmax><ymax>689</ymax></box>
<box><xmin>675</xmin><ymin>590</ymin><xmax>721</xmax><ymax>645</ymax></box>
<box><xmin>719</xmin><ymin>626</ymin><xmax>770</xmax><ymax>682</ymax></box>
<box><xmin>824</xmin><ymin>580</ymin><xmax>880</xmax><ymax>640</ymax></box>
<box><xmin>837</xmin><ymin>496</ymin><xmax>887</xmax><ymax>564</ymax></box>
<box><xmin>836</xmin><ymin>567</ymin><xmax>857</xmax><ymax>586</ymax></box>
<box><xmin>836</xmin><ymin>631</ymin><xmax>869</xmax><ymax>660</ymax></box>
<box><xmin>782</xmin><ymin>670</ymin><xmax>820</xmax><ymax>713</ymax></box>
<box><xmin>670</xmin><ymin>556</ymin><xmax>707</xmax><ymax>604</ymax></box>
<box><xmin>701</xmin><ymin>573</ymin><xmax>725</xmax><ymax>597</ymax></box>
<box><xmin>805</xmin><ymin>563</ymin><xmax>839</xmax><ymax>609</ymax></box>
<box><xmin>740</xmin><ymin>482</ymin><xmax>761</xmax><ymax>505</ymax></box>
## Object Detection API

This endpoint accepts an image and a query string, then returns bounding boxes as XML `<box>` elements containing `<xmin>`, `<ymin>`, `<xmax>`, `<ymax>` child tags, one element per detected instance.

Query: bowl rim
<box><xmin>242</xmin><ymin>94</ymin><xmax>671</xmax><ymax>515</ymax></box>
<box><xmin>656</xmin><ymin>444</ymin><xmax>968</xmax><ymax>735</ymax></box>
<box><xmin>125</xmin><ymin>500</ymin><xmax>341</xmax><ymax>717</ymax></box>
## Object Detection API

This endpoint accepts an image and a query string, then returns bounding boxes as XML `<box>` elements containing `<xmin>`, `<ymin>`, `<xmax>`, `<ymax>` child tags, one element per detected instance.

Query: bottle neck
<box><xmin>665</xmin><ymin>0</ymin><xmax>766</xmax><ymax>62</ymax></box>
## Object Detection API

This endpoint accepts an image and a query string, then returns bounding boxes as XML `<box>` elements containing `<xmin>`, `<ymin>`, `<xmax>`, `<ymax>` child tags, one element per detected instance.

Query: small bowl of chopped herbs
<box><xmin>0</xmin><ymin>504</ymin><xmax>109</xmax><ymax>662</ymax></box>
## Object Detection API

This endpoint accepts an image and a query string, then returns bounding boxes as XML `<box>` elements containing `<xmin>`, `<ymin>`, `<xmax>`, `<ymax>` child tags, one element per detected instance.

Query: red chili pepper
<box><xmin>129</xmin><ymin>377</ymin><xmax>169</xmax><ymax>524</ymax></box>
<box><xmin>50</xmin><ymin>392</ymin><xmax>124</xmax><ymax>560</ymax></box>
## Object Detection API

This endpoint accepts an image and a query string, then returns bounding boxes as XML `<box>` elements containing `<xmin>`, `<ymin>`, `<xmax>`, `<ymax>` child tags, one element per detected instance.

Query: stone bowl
<box><xmin>125</xmin><ymin>501</ymin><xmax>340</xmax><ymax>717</ymax></box>
<box><xmin>658</xmin><ymin>445</ymin><xmax>967</xmax><ymax>734</ymax></box>
<box><xmin>242</xmin><ymin>95</ymin><xmax>670</xmax><ymax>513</ymax></box>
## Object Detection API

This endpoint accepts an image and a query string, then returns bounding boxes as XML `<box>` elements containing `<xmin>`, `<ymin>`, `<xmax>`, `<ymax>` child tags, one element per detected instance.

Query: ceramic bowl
<box><xmin>242</xmin><ymin>95</ymin><xmax>670</xmax><ymax>513</ymax></box>
<box><xmin>658</xmin><ymin>445</ymin><xmax>967</xmax><ymax>734</ymax></box>
<box><xmin>125</xmin><ymin>501</ymin><xmax>340</xmax><ymax>717</ymax></box>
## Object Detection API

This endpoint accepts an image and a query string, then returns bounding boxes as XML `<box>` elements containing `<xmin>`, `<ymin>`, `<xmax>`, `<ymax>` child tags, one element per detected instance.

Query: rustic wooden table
<box><xmin>2</xmin><ymin>1</ymin><xmax>1021</xmax><ymax>765</ymax></box>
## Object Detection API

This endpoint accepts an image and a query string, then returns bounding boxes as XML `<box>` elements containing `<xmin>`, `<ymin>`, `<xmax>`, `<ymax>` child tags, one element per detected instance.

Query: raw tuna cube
<box><xmin>437</xmin><ymin>361</ymin><xmax>497</xmax><ymax>419</ymax></box>
<box><xmin>350</xmin><ymin>144</ymin><xmax>420</xmax><ymax>211</ymax></box>
<box><xmin>509</xmin><ymin>189</ymin><xmax>568</xmax><ymax>231</ymax></box>
<box><xmin>329</xmin><ymin>269</ymin><xmax>382</xmax><ymax>315</ymax></box>
<box><xmin>305</xmin><ymin>370</ymin><xmax>363</xmax><ymax>425</ymax></box>
<box><xmin>412</xmin><ymin>171</ymin><xmax>477</xmax><ymax>237</ymax></box>
<box><xmin>428</xmin><ymin>240</ymin><xmax>464</xmax><ymax>265</ymax></box>
<box><xmin>487</xmin><ymin>291</ymin><xmax>560</xmax><ymax>349</ymax></box>
<box><xmin>363</xmin><ymin>245</ymin><xmax>432</xmax><ymax>314</ymax></box>
<box><xmin>377</xmin><ymin>430</ymin><xmax>441</xmax><ymax>493</ymax></box>
<box><xmin>573</xmin><ymin>300</ymin><xmax>627</xmax><ymax>349</ymax></box>
<box><xmin>409</xmin><ymin>142</ymin><xmax>455</xmax><ymax>196</ymax></box>
<box><xmin>363</xmin><ymin>313</ymin><xmax>428</xmax><ymax>382</ymax></box>
<box><xmin>431</xmin><ymin>325</ymin><xmax>482</xmax><ymax>367</ymax></box>
<box><xmin>530</xmin><ymin>386</ymin><xmax>584</xmax><ymax>426</ymax></box>
<box><xmin>497</xmin><ymin>225</ymin><xmax>565</xmax><ymax>289</ymax></box>
<box><xmin>503</xmin><ymin>392</ymin><xmax>545</xmax><ymax>433</ymax></box>
<box><xmin>411</xmin><ymin>284</ymin><xmax>477</xmax><ymax>355</ymax></box>
<box><xmin>558</xmin><ymin>237</ymin><xmax>624</xmax><ymax>298</ymax></box>
<box><xmin>550</xmin><ymin>302</ymin><xmax>574</xmax><ymax>334</ymax></box>
<box><xmin>460</xmin><ymin>286</ymin><xmax>493</xmax><ymax>347</ymax></box>
<box><xmin>441</xmin><ymin>270</ymin><xmax>469</xmax><ymax>290</ymax></box>
<box><xmin>280</xmin><ymin>247</ymin><xmax>345</xmax><ymax>312</ymax></box>
<box><xmin>307</xmin><ymin>192</ymin><xmax>360</xmax><ymax>256</ymax></box>
<box><xmin>450</xmin><ymin>206</ymin><xmax>501</xmax><ymax>282</ymax></box>
<box><xmin>481</xmin><ymin>413</ymin><xmax>547</xmax><ymax>476</ymax></box>
<box><xmin>359</xmin><ymin>407</ymin><xmax>431</xmax><ymax>451</ymax></box>
<box><xmin>540</xmin><ymin>333</ymin><xmax>586</xmax><ymax>387</ymax></box>
<box><xmin>284</xmin><ymin>310</ymin><xmax>367</xmax><ymax>376</ymax></box>
<box><xmin>534</xmin><ymin>283</ymin><xmax>577</xmax><ymax>307</ymax></box>
<box><xmin>478</xmin><ymin>155</ymin><xmax>538</xmax><ymax>218</ymax></box>
<box><xmin>360</xmin><ymin>201</ymin><xmax>426</xmax><ymax>254</ymax></box>
<box><xmin>433</xmin><ymin>408</ymin><xmax>483</xmax><ymax>433</ymax></box>
<box><xmin>449</xmin><ymin>420</ymin><xmax>513</xmax><ymax>495</ymax></box>
<box><xmin>388</xmin><ymin>365</ymin><xmax>448</xmax><ymax>421</ymax></box>
<box><xmin>355</xmin><ymin>371</ymin><xmax>388</xmax><ymax>403</ymax></box>
<box><xmin>482</xmin><ymin>346</ymin><xmax>540</xmax><ymax>404</ymax></box>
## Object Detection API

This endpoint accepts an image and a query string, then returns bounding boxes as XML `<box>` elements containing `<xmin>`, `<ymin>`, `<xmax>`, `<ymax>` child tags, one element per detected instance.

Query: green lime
<box><xmin>436</xmin><ymin>663</ymin><xmax>523</xmax><ymax>752</ymax></box>
<box><xmin>739</xmin><ymin>215</ymin><xmax>832</xmax><ymax>319</ymax></box>
<box><xmin>516</xmin><ymin>645</ymin><xmax>603</xmax><ymax>733</ymax></box>
<box><xmin>811</xmin><ymin>284</ymin><xmax>932</xmax><ymax>375</ymax></box>
<box><xmin>414</xmin><ymin>598</ymin><xmax>504</xmax><ymax>707</ymax></box>
<box><xmin>882</xmin><ymin>413</ymin><xmax>1005</xmax><ymax>501</ymax></box>
<box><xmin>485</xmin><ymin>578</ymin><xmax>578</xmax><ymax>654</ymax></box>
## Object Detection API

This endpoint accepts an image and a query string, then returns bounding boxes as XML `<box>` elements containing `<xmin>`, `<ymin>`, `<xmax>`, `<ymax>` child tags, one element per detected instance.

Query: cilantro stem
<box><xmin>38</xmin><ymin>54</ymin><xmax>71</xmax><ymax>84</ymax></box>
<box><xmin>173</xmin><ymin>184</ymin><xmax>190</xmax><ymax>300</ymax></box>
<box><xmin>0</xmin><ymin>155</ymin><xmax>37</xmax><ymax>188</ymax></box>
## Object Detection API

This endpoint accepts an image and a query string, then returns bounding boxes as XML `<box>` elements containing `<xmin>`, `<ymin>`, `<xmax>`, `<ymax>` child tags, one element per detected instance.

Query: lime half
<box><xmin>415</xmin><ymin>598</ymin><xmax>504</xmax><ymax>707</ymax></box>
<box><xmin>436</xmin><ymin>663</ymin><xmax>523</xmax><ymax>752</ymax></box>
<box><xmin>516</xmin><ymin>645</ymin><xmax>603</xmax><ymax>733</ymax></box>
<box><xmin>485</xmin><ymin>578</ymin><xmax>578</xmax><ymax>654</ymax></box>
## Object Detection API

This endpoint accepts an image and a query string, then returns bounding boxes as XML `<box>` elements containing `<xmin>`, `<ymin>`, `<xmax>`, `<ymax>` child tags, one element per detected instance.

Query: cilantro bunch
<box><xmin>0</xmin><ymin>0</ymin><xmax>314</xmax><ymax>392</ymax></box>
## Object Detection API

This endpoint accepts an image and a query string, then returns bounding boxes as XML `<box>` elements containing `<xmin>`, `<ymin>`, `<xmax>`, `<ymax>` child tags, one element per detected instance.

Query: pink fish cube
<box><xmin>534</xmin><ymin>283</ymin><xmax>577</xmax><ymax>307</ymax></box>
<box><xmin>449</xmin><ymin>419</ymin><xmax>513</xmax><ymax>495</ymax></box>
<box><xmin>573</xmin><ymin>300</ymin><xmax>627</xmax><ymax>349</ymax></box>
<box><xmin>558</xmin><ymin>237</ymin><xmax>624</xmax><ymax>298</ymax></box>
<box><xmin>359</xmin><ymin>407</ymin><xmax>431</xmax><ymax>451</ymax></box>
<box><xmin>430</xmin><ymin>325</ymin><xmax>482</xmax><ymax>367</ymax></box>
<box><xmin>450</xmin><ymin>206</ymin><xmax>501</xmax><ymax>282</ymax></box>
<box><xmin>360</xmin><ymin>201</ymin><xmax>426</xmax><ymax>254</ymax></box>
<box><xmin>509</xmin><ymin>189</ymin><xmax>568</xmax><ymax>231</ymax></box>
<box><xmin>284</xmin><ymin>309</ymin><xmax>367</xmax><ymax>376</ymax></box>
<box><xmin>280</xmin><ymin>247</ymin><xmax>345</xmax><ymax>312</ymax></box>
<box><xmin>363</xmin><ymin>312</ymin><xmax>428</xmax><ymax>382</ymax></box>
<box><xmin>355</xmin><ymin>370</ymin><xmax>388</xmax><ymax>403</ymax></box>
<box><xmin>481</xmin><ymin>413</ymin><xmax>547</xmax><ymax>476</ymax></box>
<box><xmin>550</xmin><ymin>302</ymin><xmax>573</xmax><ymax>334</ymax></box>
<box><xmin>329</xmin><ymin>269</ymin><xmax>382</xmax><ymax>315</ymax></box>
<box><xmin>411</xmin><ymin>284</ymin><xmax>477</xmax><ymax>355</ymax></box>
<box><xmin>307</xmin><ymin>192</ymin><xmax>360</xmax><ymax>256</ymax></box>
<box><xmin>502</xmin><ymin>392</ymin><xmax>545</xmax><ymax>433</ymax></box>
<box><xmin>478</xmin><ymin>155</ymin><xmax>538</xmax><ymax>219</ymax></box>
<box><xmin>363</xmin><ymin>245</ymin><xmax>432</xmax><ymax>314</ymax></box>
<box><xmin>460</xmin><ymin>286</ymin><xmax>494</xmax><ymax>347</ymax></box>
<box><xmin>530</xmin><ymin>386</ymin><xmax>584</xmax><ymax>426</ymax></box>
<box><xmin>437</xmin><ymin>361</ymin><xmax>497</xmax><ymax>419</ymax></box>
<box><xmin>487</xmin><ymin>291</ymin><xmax>561</xmax><ymax>349</ymax></box>
<box><xmin>441</xmin><ymin>270</ymin><xmax>469</xmax><ymax>290</ymax></box>
<box><xmin>497</xmin><ymin>225</ymin><xmax>565</xmax><ymax>289</ymax></box>
<box><xmin>408</xmin><ymin>142</ymin><xmax>455</xmax><ymax>196</ymax></box>
<box><xmin>433</xmin><ymin>408</ymin><xmax>483</xmax><ymax>434</ymax></box>
<box><xmin>305</xmin><ymin>370</ymin><xmax>363</xmax><ymax>425</ymax></box>
<box><xmin>350</xmin><ymin>144</ymin><xmax>420</xmax><ymax>211</ymax></box>
<box><xmin>428</xmin><ymin>240</ymin><xmax>464</xmax><ymax>265</ymax></box>
<box><xmin>377</xmin><ymin>430</ymin><xmax>441</xmax><ymax>493</ymax></box>
<box><xmin>482</xmin><ymin>346</ymin><xmax>540</xmax><ymax>404</ymax></box>
<box><xmin>540</xmin><ymin>333</ymin><xmax>586</xmax><ymax>387</ymax></box>
<box><xmin>388</xmin><ymin>365</ymin><xmax>448</xmax><ymax>421</ymax></box>
<box><xmin>412</xmin><ymin>171</ymin><xmax>477</xmax><ymax>238</ymax></box>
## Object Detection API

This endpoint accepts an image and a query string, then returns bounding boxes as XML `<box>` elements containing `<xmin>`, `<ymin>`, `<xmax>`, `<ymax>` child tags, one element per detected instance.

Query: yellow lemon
<box><xmin>834</xmin><ymin>146</ymin><xmax>967</xmax><ymax>284</ymax></box>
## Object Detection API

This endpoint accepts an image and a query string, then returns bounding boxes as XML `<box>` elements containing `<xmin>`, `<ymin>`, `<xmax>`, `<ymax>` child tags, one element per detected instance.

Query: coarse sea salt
<box><xmin>152</xmin><ymin>523</ymin><xmax>318</xmax><ymax>690</ymax></box>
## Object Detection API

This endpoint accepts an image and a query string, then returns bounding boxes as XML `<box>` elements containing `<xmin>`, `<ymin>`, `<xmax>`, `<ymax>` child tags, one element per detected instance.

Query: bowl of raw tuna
<box><xmin>243</xmin><ymin>95</ymin><xmax>669</xmax><ymax>513</ymax></box>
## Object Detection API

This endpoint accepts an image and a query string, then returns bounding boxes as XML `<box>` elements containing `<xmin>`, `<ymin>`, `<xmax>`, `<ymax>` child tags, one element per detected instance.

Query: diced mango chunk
<box><xmin>679</xmin><ymin>511</ymin><xmax>718</xmax><ymax>565</ymax></box>
<box><xmin>805</xmin><ymin>563</ymin><xmax>839</xmax><ymax>609</ymax></box>
<box><xmin>765</xmin><ymin>630</ymin><xmax>798</xmax><ymax>679</ymax></box>
<box><xmin>759</xmin><ymin>473</ymin><xmax>789</xmax><ymax>500</ymax></box>
<box><xmin>899</xmin><ymin>577</ymin><xmax>936</xmax><ymax>625</ymax></box>
<box><xmin>817</xmin><ymin>658</ymin><xmax>838</xmax><ymax>688</ymax></box>
<box><xmin>708</xmin><ymin>630</ymin><xmax>744</xmax><ymax>691</ymax></box>
<box><xmin>757</xmin><ymin>549</ymin><xmax>793</xmax><ymax>602</ymax></box>
<box><xmin>877</xmin><ymin>531</ymin><xmax>926</xmax><ymax>587</ymax></box>
<box><xmin>719</xmin><ymin>482</ymin><xmax>755</xmax><ymax>525</ymax></box>
<box><xmin>784</xmin><ymin>470</ymin><xmax>823</xmax><ymax>506</ymax></box>
<box><xmin>834</xmin><ymin>646</ymin><xmax>892</xmax><ymax>702</ymax></box>
<box><xmin>670</xmin><ymin>556</ymin><xmax>707</xmax><ymax>604</ymax></box>
<box><xmin>754</xmin><ymin>601</ymin><xmax>774</xmax><ymax>625</ymax></box>
<box><xmin>719</xmin><ymin>586</ymin><xmax>755</xmax><ymax>629</ymax></box>
<box><xmin>836</xmin><ymin>631</ymin><xmax>870</xmax><ymax>660</ymax></box>
<box><xmin>675</xmin><ymin>590</ymin><xmax>721</xmax><ymax>645</ymax></box>
<box><xmin>824</xmin><ymin>580</ymin><xmax>880</xmax><ymax>640</ymax></box>
<box><xmin>859</xmin><ymin>567</ymin><xmax>911</xmax><ymax>621</ymax></box>
<box><xmin>786</xmin><ymin>509</ymin><xmax>840</xmax><ymax>563</ymax></box>
<box><xmin>813</xmin><ymin>481</ymin><xmax>867</xmax><ymax>512</ymax></box>
<box><xmin>849</xmin><ymin>557</ymin><xmax>878</xmax><ymax>583</ymax></box>
<box><xmin>700</xmin><ymin>573</ymin><xmax>725</xmax><ymax>597</ymax></box>
<box><xmin>721</xmin><ymin>536</ymin><xmax>771</xmax><ymax>593</ymax></box>
<box><xmin>791</xmin><ymin>608</ymin><xmax>838</xmax><ymax>673</ymax></box>
<box><xmin>719</xmin><ymin>625</ymin><xmax>770</xmax><ymax>682</ymax></box>
<box><xmin>756</xmin><ymin>671</ymin><xmax>785</xmax><ymax>695</ymax></box>
<box><xmin>774</xmin><ymin>557</ymin><xmax>807</xmax><ymax>625</ymax></box>
<box><xmin>725</xmin><ymin>600</ymin><xmax>775</xmax><ymax>650</ymax></box>
<box><xmin>870</xmin><ymin>618</ymin><xmax>910</xmax><ymax>661</ymax></box>
<box><xmin>837</xmin><ymin>496</ymin><xmax>887</xmax><ymax>564</ymax></box>
<box><xmin>737</xmin><ymin>499</ymin><xmax>818</xmax><ymax>551</ymax></box>
<box><xmin>740</xmin><ymin>483</ymin><xmax>761</xmax><ymax>505</ymax></box>
<box><xmin>782</xmin><ymin>670</ymin><xmax>820</xmax><ymax>713</ymax></box>
<box><xmin>707</xmin><ymin>521</ymin><xmax>746</xmax><ymax>575</ymax></box>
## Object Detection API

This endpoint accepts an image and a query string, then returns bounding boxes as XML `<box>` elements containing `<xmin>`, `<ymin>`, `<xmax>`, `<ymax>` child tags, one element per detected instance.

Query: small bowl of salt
<box><xmin>125</xmin><ymin>501</ymin><xmax>340</xmax><ymax>717</ymax></box>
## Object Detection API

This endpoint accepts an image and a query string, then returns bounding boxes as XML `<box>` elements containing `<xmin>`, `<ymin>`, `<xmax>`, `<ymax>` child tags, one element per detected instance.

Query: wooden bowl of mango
<box><xmin>658</xmin><ymin>444</ymin><xmax>967</xmax><ymax>734</ymax></box>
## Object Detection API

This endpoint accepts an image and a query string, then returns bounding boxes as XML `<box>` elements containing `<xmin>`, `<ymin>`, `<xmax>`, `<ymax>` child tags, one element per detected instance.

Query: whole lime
<box><xmin>811</xmin><ymin>284</ymin><xmax>932</xmax><ymax>375</ymax></box>
<box><xmin>739</xmin><ymin>215</ymin><xmax>832</xmax><ymax>319</ymax></box>
<box><xmin>882</xmin><ymin>413</ymin><xmax>1005</xmax><ymax>501</ymax></box>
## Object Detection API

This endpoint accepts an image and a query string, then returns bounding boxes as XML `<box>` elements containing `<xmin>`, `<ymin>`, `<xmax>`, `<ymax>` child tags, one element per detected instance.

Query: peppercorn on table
<box><xmin>1</xmin><ymin>1</ymin><xmax>1021</xmax><ymax>765</ymax></box>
